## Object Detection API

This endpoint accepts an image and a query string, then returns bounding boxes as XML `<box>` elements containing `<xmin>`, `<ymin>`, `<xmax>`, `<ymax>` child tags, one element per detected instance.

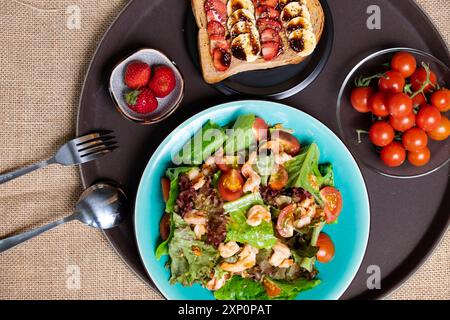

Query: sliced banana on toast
<box><xmin>288</xmin><ymin>28</ymin><xmax>317</xmax><ymax>57</ymax></box>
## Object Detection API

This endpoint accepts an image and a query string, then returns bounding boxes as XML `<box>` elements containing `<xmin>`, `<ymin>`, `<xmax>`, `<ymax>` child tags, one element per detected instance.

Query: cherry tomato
<box><xmin>216</xmin><ymin>155</ymin><xmax>240</xmax><ymax>172</ymax></box>
<box><xmin>410</xmin><ymin>67</ymin><xmax>437</xmax><ymax>92</ymax></box>
<box><xmin>160</xmin><ymin>213</ymin><xmax>171</xmax><ymax>241</ymax></box>
<box><xmin>416</xmin><ymin>104</ymin><xmax>442</xmax><ymax>132</ymax></box>
<box><xmin>412</xmin><ymin>93</ymin><xmax>426</xmax><ymax>108</ymax></box>
<box><xmin>276</xmin><ymin>204</ymin><xmax>295</xmax><ymax>238</ymax></box>
<box><xmin>161</xmin><ymin>177</ymin><xmax>171</xmax><ymax>202</ymax></box>
<box><xmin>408</xmin><ymin>147</ymin><xmax>431</xmax><ymax>167</ymax></box>
<box><xmin>369</xmin><ymin>92</ymin><xmax>390</xmax><ymax>117</ymax></box>
<box><xmin>271</xmin><ymin>130</ymin><xmax>301</xmax><ymax>156</ymax></box>
<box><xmin>269</xmin><ymin>165</ymin><xmax>288</xmax><ymax>191</ymax></box>
<box><xmin>380</xmin><ymin>142</ymin><xmax>406</xmax><ymax>167</ymax></box>
<box><xmin>316</xmin><ymin>233</ymin><xmax>335</xmax><ymax>263</ymax></box>
<box><xmin>378</xmin><ymin>71</ymin><xmax>405</xmax><ymax>94</ymax></box>
<box><xmin>389</xmin><ymin>113</ymin><xmax>416</xmax><ymax>132</ymax></box>
<box><xmin>402</xmin><ymin>127</ymin><xmax>428</xmax><ymax>152</ymax></box>
<box><xmin>369</xmin><ymin>121</ymin><xmax>395</xmax><ymax>147</ymax></box>
<box><xmin>319</xmin><ymin>187</ymin><xmax>343</xmax><ymax>224</ymax></box>
<box><xmin>431</xmin><ymin>89</ymin><xmax>450</xmax><ymax>112</ymax></box>
<box><xmin>263</xmin><ymin>278</ymin><xmax>282</xmax><ymax>298</ymax></box>
<box><xmin>387</xmin><ymin>93</ymin><xmax>413</xmax><ymax>117</ymax></box>
<box><xmin>218</xmin><ymin>169</ymin><xmax>244</xmax><ymax>202</ymax></box>
<box><xmin>253</xmin><ymin>117</ymin><xmax>269</xmax><ymax>141</ymax></box>
<box><xmin>391</xmin><ymin>52</ymin><xmax>417</xmax><ymax>78</ymax></box>
<box><xmin>428</xmin><ymin>115</ymin><xmax>450</xmax><ymax>141</ymax></box>
<box><xmin>350</xmin><ymin>87</ymin><xmax>375</xmax><ymax>113</ymax></box>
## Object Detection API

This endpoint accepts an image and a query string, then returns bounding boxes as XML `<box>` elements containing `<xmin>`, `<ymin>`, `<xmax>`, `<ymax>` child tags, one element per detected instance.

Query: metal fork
<box><xmin>0</xmin><ymin>131</ymin><xmax>117</xmax><ymax>185</ymax></box>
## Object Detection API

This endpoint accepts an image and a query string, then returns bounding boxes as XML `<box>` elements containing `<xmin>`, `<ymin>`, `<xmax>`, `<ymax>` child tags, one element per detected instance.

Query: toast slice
<box><xmin>192</xmin><ymin>0</ymin><xmax>325</xmax><ymax>84</ymax></box>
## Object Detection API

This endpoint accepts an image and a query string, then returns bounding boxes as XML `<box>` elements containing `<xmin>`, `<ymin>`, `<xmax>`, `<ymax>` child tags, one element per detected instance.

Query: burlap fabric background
<box><xmin>0</xmin><ymin>0</ymin><xmax>448</xmax><ymax>300</ymax></box>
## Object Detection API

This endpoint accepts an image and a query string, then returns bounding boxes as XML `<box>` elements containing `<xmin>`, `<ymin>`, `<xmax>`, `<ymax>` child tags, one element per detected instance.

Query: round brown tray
<box><xmin>77</xmin><ymin>0</ymin><xmax>450</xmax><ymax>299</ymax></box>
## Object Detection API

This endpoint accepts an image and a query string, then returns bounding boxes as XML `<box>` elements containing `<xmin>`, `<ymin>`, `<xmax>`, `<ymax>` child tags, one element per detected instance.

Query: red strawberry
<box><xmin>124</xmin><ymin>61</ymin><xmax>151</xmax><ymax>89</ymax></box>
<box><xmin>125</xmin><ymin>88</ymin><xmax>158</xmax><ymax>114</ymax></box>
<box><xmin>148</xmin><ymin>66</ymin><xmax>176</xmax><ymax>98</ymax></box>
<box><xmin>213</xmin><ymin>48</ymin><xmax>231</xmax><ymax>71</ymax></box>
<box><xmin>262</xmin><ymin>41</ymin><xmax>281</xmax><ymax>61</ymax></box>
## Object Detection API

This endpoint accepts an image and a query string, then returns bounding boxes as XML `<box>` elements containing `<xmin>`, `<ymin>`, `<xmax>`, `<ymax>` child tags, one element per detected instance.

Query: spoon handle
<box><xmin>0</xmin><ymin>214</ymin><xmax>77</xmax><ymax>253</ymax></box>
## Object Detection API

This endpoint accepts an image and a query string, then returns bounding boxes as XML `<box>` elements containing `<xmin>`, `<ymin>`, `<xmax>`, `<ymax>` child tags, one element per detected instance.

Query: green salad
<box><xmin>156</xmin><ymin>114</ymin><xmax>343</xmax><ymax>300</ymax></box>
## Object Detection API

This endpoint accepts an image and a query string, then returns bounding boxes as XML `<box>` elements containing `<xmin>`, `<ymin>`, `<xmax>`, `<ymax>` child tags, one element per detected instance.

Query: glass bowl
<box><xmin>337</xmin><ymin>48</ymin><xmax>450</xmax><ymax>179</ymax></box>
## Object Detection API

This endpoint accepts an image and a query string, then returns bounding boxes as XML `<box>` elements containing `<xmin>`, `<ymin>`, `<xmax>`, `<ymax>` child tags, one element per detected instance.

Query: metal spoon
<box><xmin>0</xmin><ymin>183</ymin><xmax>128</xmax><ymax>253</ymax></box>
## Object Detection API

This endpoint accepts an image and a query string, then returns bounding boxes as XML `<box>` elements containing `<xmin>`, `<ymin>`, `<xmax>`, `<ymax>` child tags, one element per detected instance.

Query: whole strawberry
<box><xmin>125</xmin><ymin>88</ymin><xmax>158</xmax><ymax>114</ymax></box>
<box><xmin>124</xmin><ymin>61</ymin><xmax>151</xmax><ymax>89</ymax></box>
<box><xmin>148</xmin><ymin>66</ymin><xmax>176</xmax><ymax>98</ymax></box>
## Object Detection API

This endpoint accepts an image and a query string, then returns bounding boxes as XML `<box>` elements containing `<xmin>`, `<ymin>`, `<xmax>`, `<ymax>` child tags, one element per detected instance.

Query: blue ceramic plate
<box><xmin>134</xmin><ymin>100</ymin><xmax>370</xmax><ymax>300</ymax></box>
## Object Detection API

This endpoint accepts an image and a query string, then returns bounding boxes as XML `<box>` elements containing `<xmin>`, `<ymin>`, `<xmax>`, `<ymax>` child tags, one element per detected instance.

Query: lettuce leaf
<box><xmin>224</xmin><ymin>194</ymin><xmax>277</xmax><ymax>249</ymax></box>
<box><xmin>175</xmin><ymin>120</ymin><xmax>227</xmax><ymax>165</ymax></box>
<box><xmin>168</xmin><ymin>214</ymin><xmax>219</xmax><ymax>286</ymax></box>
<box><xmin>155</xmin><ymin>167</ymin><xmax>192</xmax><ymax>260</ymax></box>
<box><xmin>214</xmin><ymin>276</ymin><xmax>321</xmax><ymax>300</ymax></box>
<box><xmin>214</xmin><ymin>276</ymin><xmax>268</xmax><ymax>300</ymax></box>
<box><xmin>224</xmin><ymin>114</ymin><xmax>256</xmax><ymax>154</ymax></box>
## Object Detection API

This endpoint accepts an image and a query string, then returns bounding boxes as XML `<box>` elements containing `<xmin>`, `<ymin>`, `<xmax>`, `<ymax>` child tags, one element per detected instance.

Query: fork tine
<box><xmin>79</xmin><ymin>147</ymin><xmax>117</xmax><ymax>163</ymax></box>
<box><xmin>74</xmin><ymin>131</ymin><xmax>115</xmax><ymax>146</ymax></box>
<box><xmin>76</xmin><ymin>137</ymin><xmax>116</xmax><ymax>152</ymax></box>
<box><xmin>79</xmin><ymin>143</ymin><xmax>118</xmax><ymax>157</ymax></box>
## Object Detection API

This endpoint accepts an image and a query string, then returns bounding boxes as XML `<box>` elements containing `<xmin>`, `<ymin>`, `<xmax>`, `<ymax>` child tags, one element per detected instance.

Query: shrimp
<box><xmin>246</xmin><ymin>205</ymin><xmax>271</xmax><ymax>227</ymax></box>
<box><xmin>187</xmin><ymin>167</ymin><xmax>206</xmax><ymax>190</ymax></box>
<box><xmin>259</xmin><ymin>141</ymin><xmax>293</xmax><ymax>165</ymax></box>
<box><xmin>241</xmin><ymin>152</ymin><xmax>261</xmax><ymax>193</ymax></box>
<box><xmin>269</xmin><ymin>240</ymin><xmax>292</xmax><ymax>267</ymax></box>
<box><xmin>219</xmin><ymin>241</ymin><xmax>241</xmax><ymax>258</ymax></box>
<box><xmin>220</xmin><ymin>244</ymin><xmax>259</xmax><ymax>273</ymax></box>
<box><xmin>194</xmin><ymin>224</ymin><xmax>207</xmax><ymax>240</ymax></box>
<box><xmin>206</xmin><ymin>274</ymin><xmax>228</xmax><ymax>291</ymax></box>
<box><xmin>202</xmin><ymin>155</ymin><xmax>217</xmax><ymax>176</ymax></box>
<box><xmin>293</xmin><ymin>196</ymin><xmax>317</xmax><ymax>229</ymax></box>
<box><xmin>184</xmin><ymin>210</ymin><xmax>207</xmax><ymax>225</ymax></box>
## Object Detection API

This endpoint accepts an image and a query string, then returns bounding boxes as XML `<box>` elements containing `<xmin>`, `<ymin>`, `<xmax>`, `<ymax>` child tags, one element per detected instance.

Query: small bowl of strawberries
<box><xmin>109</xmin><ymin>48</ymin><xmax>184</xmax><ymax>124</ymax></box>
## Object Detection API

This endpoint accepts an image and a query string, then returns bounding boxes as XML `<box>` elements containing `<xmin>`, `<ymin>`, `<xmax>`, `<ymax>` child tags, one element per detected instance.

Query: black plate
<box><xmin>77</xmin><ymin>0</ymin><xmax>450</xmax><ymax>299</ymax></box>
<box><xmin>184</xmin><ymin>0</ymin><xmax>334</xmax><ymax>99</ymax></box>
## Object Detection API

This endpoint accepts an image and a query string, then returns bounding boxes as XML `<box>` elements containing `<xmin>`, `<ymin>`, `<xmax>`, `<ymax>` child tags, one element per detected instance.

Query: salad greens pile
<box><xmin>155</xmin><ymin>114</ymin><xmax>341</xmax><ymax>300</ymax></box>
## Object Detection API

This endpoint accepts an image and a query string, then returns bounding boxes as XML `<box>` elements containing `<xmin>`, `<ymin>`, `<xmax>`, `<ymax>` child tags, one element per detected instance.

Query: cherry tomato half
<box><xmin>161</xmin><ymin>177</ymin><xmax>171</xmax><ymax>202</ymax></box>
<box><xmin>276</xmin><ymin>204</ymin><xmax>295</xmax><ymax>238</ymax></box>
<box><xmin>218</xmin><ymin>169</ymin><xmax>244</xmax><ymax>202</ymax></box>
<box><xmin>369</xmin><ymin>121</ymin><xmax>395</xmax><ymax>147</ymax></box>
<box><xmin>431</xmin><ymin>89</ymin><xmax>450</xmax><ymax>112</ymax></box>
<box><xmin>263</xmin><ymin>278</ymin><xmax>282</xmax><ymax>298</ymax></box>
<box><xmin>380</xmin><ymin>142</ymin><xmax>406</xmax><ymax>167</ymax></box>
<box><xmin>389</xmin><ymin>113</ymin><xmax>416</xmax><ymax>132</ymax></box>
<box><xmin>391</xmin><ymin>52</ymin><xmax>417</xmax><ymax>78</ymax></box>
<box><xmin>379</xmin><ymin>71</ymin><xmax>405</xmax><ymax>94</ymax></box>
<box><xmin>271</xmin><ymin>130</ymin><xmax>301</xmax><ymax>156</ymax></box>
<box><xmin>369</xmin><ymin>92</ymin><xmax>390</xmax><ymax>117</ymax></box>
<box><xmin>387</xmin><ymin>93</ymin><xmax>413</xmax><ymax>117</ymax></box>
<box><xmin>320</xmin><ymin>187</ymin><xmax>343</xmax><ymax>224</ymax></box>
<box><xmin>402</xmin><ymin>127</ymin><xmax>428</xmax><ymax>152</ymax></box>
<box><xmin>416</xmin><ymin>104</ymin><xmax>442</xmax><ymax>132</ymax></box>
<box><xmin>160</xmin><ymin>213</ymin><xmax>171</xmax><ymax>241</ymax></box>
<box><xmin>253</xmin><ymin>117</ymin><xmax>269</xmax><ymax>141</ymax></box>
<box><xmin>408</xmin><ymin>147</ymin><xmax>431</xmax><ymax>167</ymax></box>
<box><xmin>428</xmin><ymin>115</ymin><xmax>450</xmax><ymax>141</ymax></box>
<box><xmin>269</xmin><ymin>165</ymin><xmax>289</xmax><ymax>191</ymax></box>
<box><xmin>316</xmin><ymin>233</ymin><xmax>335</xmax><ymax>263</ymax></box>
<box><xmin>410</xmin><ymin>67</ymin><xmax>438</xmax><ymax>93</ymax></box>
<box><xmin>351</xmin><ymin>87</ymin><xmax>375</xmax><ymax>113</ymax></box>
